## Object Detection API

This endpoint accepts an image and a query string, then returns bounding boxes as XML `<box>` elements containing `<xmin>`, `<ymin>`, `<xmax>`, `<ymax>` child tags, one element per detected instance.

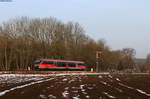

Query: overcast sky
<box><xmin>0</xmin><ymin>0</ymin><xmax>150</xmax><ymax>58</ymax></box>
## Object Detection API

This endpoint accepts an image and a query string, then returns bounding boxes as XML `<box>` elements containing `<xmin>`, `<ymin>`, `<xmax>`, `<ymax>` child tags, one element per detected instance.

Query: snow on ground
<box><xmin>0</xmin><ymin>73</ymin><xmax>150</xmax><ymax>99</ymax></box>
<box><xmin>0</xmin><ymin>74</ymin><xmax>47</xmax><ymax>84</ymax></box>
<box><xmin>0</xmin><ymin>78</ymin><xmax>55</xmax><ymax>96</ymax></box>
<box><xmin>72</xmin><ymin>95</ymin><xmax>80</xmax><ymax>99</ymax></box>
<box><xmin>48</xmin><ymin>94</ymin><xmax>56</xmax><ymax>99</ymax></box>
<box><xmin>136</xmin><ymin>89</ymin><xmax>150</xmax><ymax>96</ymax></box>
<box><xmin>0</xmin><ymin>73</ymin><xmax>109</xmax><ymax>96</ymax></box>
<box><xmin>0</xmin><ymin>73</ymin><xmax>109</xmax><ymax>84</ymax></box>
<box><xmin>62</xmin><ymin>90</ymin><xmax>69</xmax><ymax>98</ymax></box>
<box><xmin>118</xmin><ymin>83</ymin><xmax>134</xmax><ymax>90</ymax></box>
<box><xmin>103</xmin><ymin>92</ymin><xmax>116</xmax><ymax>98</ymax></box>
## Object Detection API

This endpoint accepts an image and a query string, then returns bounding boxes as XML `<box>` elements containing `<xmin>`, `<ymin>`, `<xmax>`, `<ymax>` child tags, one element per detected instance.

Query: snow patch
<box><xmin>115</xmin><ymin>88</ymin><xmax>123</xmax><ymax>93</ymax></box>
<box><xmin>87</xmin><ymin>87</ymin><xmax>93</xmax><ymax>90</ymax></box>
<box><xmin>39</xmin><ymin>94</ymin><xmax>47</xmax><ymax>99</ymax></box>
<box><xmin>80</xmin><ymin>85</ymin><xmax>85</xmax><ymax>92</ymax></box>
<box><xmin>82</xmin><ymin>91</ymin><xmax>87</xmax><ymax>95</ymax></box>
<box><xmin>69</xmin><ymin>79</ymin><xmax>75</xmax><ymax>83</ymax></box>
<box><xmin>48</xmin><ymin>94</ymin><xmax>56</xmax><ymax>99</ymax></box>
<box><xmin>98</xmin><ymin>75</ymin><xmax>102</xmax><ymax>78</ymax></box>
<box><xmin>62</xmin><ymin>78</ymin><xmax>68</xmax><ymax>81</ymax></box>
<box><xmin>86</xmin><ymin>95</ymin><xmax>90</xmax><ymax>98</ymax></box>
<box><xmin>118</xmin><ymin>83</ymin><xmax>134</xmax><ymax>89</ymax></box>
<box><xmin>116</xmin><ymin>78</ymin><xmax>121</xmax><ymax>81</ymax></box>
<box><xmin>101</xmin><ymin>81</ymin><xmax>107</xmax><ymax>85</ymax></box>
<box><xmin>136</xmin><ymin>89</ymin><xmax>150</xmax><ymax>96</ymax></box>
<box><xmin>72</xmin><ymin>95</ymin><xmax>80</xmax><ymax>99</ymax></box>
<box><xmin>0</xmin><ymin>78</ymin><xmax>54</xmax><ymax>96</ymax></box>
<box><xmin>62</xmin><ymin>90</ymin><xmax>69</xmax><ymax>98</ymax></box>
<box><xmin>103</xmin><ymin>92</ymin><xmax>116</xmax><ymax>98</ymax></box>
<box><xmin>65</xmin><ymin>87</ymin><xmax>69</xmax><ymax>90</ymax></box>
<box><xmin>108</xmin><ymin>75</ymin><xmax>113</xmax><ymax>78</ymax></box>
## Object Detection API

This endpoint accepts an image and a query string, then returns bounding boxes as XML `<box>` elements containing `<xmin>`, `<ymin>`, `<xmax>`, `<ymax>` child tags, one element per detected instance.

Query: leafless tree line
<box><xmin>139</xmin><ymin>54</ymin><xmax>150</xmax><ymax>72</ymax></box>
<box><xmin>0</xmin><ymin>17</ymin><xmax>136</xmax><ymax>71</ymax></box>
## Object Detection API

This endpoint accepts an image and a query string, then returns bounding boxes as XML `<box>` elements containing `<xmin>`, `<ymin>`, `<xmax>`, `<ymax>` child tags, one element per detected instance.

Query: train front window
<box><xmin>34</xmin><ymin>60</ymin><xmax>41</xmax><ymax>64</ymax></box>
<box><xmin>68</xmin><ymin>63</ymin><xmax>76</xmax><ymax>67</ymax></box>
<box><xmin>42</xmin><ymin>61</ymin><xmax>54</xmax><ymax>64</ymax></box>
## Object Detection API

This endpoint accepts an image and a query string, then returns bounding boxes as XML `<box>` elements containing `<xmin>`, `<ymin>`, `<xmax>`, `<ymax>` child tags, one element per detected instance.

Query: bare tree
<box><xmin>0</xmin><ymin>17</ymin><xmax>137</xmax><ymax>71</ymax></box>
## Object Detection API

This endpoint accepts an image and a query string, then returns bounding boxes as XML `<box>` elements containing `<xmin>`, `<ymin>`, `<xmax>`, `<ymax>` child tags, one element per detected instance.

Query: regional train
<box><xmin>33</xmin><ymin>59</ymin><xmax>86</xmax><ymax>71</ymax></box>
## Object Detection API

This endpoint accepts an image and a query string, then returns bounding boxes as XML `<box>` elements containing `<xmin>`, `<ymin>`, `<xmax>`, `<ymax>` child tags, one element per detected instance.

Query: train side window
<box><xmin>42</xmin><ymin>61</ymin><xmax>54</xmax><ymax>64</ymax></box>
<box><xmin>78</xmin><ymin>63</ymin><xmax>85</xmax><ymax>66</ymax></box>
<box><xmin>57</xmin><ymin>62</ymin><xmax>66</xmax><ymax>67</ymax></box>
<box><xmin>68</xmin><ymin>63</ymin><xmax>76</xmax><ymax>67</ymax></box>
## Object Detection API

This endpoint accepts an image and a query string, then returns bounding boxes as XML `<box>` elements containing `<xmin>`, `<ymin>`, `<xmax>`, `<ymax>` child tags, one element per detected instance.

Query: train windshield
<box><xmin>34</xmin><ymin>60</ymin><xmax>41</xmax><ymax>64</ymax></box>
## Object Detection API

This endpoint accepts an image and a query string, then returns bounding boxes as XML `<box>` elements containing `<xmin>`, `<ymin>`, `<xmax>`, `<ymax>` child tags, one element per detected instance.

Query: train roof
<box><xmin>41</xmin><ymin>59</ymin><xmax>85</xmax><ymax>63</ymax></box>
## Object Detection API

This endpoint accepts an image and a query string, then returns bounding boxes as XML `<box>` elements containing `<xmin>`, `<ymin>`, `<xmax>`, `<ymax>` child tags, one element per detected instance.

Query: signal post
<box><xmin>96</xmin><ymin>51</ymin><xmax>102</xmax><ymax>72</ymax></box>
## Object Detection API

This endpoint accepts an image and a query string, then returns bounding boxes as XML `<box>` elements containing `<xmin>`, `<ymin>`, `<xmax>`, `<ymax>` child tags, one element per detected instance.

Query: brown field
<box><xmin>0</xmin><ymin>72</ymin><xmax>150</xmax><ymax>99</ymax></box>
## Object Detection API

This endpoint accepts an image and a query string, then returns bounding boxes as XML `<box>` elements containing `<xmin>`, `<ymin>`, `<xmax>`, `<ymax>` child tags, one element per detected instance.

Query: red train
<box><xmin>33</xmin><ymin>59</ymin><xmax>86</xmax><ymax>71</ymax></box>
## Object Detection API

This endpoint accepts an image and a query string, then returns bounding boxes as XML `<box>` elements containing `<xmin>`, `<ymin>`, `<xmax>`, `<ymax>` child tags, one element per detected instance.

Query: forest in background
<box><xmin>0</xmin><ymin>17</ymin><xmax>149</xmax><ymax>72</ymax></box>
